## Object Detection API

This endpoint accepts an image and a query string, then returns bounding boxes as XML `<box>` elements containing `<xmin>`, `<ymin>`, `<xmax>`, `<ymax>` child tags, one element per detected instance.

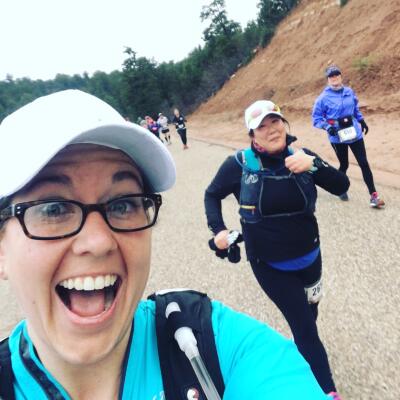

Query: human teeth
<box><xmin>83</xmin><ymin>277</ymin><xmax>95</xmax><ymax>291</ymax></box>
<box><xmin>75</xmin><ymin>278</ymin><xmax>83</xmax><ymax>290</ymax></box>
<box><xmin>94</xmin><ymin>276</ymin><xmax>105</xmax><ymax>290</ymax></box>
<box><xmin>58</xmin><ymin>274</ymin><xmax>118</xmax><ymax>291</ymax></box>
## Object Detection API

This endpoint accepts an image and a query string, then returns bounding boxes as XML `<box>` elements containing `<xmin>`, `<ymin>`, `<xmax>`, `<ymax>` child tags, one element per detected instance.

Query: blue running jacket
<box><xmin>312</xmin><ymin>85</ymin><xmax>364</xmax><ymax>144</ymax></box>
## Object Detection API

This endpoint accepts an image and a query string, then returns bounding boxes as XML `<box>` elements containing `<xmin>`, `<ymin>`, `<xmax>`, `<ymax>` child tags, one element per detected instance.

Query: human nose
<box><xmin>71</xmin><ymin>211</ymin><xmax>118</xmax><ymax>256</ymax></box>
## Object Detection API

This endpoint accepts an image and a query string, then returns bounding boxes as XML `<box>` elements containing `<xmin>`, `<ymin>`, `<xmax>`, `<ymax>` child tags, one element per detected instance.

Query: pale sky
<box><xmin>0</xmin><ymin>0</ymin><xmax>259</xmax><ymax>81</ymax></box>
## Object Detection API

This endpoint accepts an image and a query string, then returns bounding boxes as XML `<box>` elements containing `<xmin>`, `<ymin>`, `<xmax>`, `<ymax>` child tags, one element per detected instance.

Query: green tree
<box><xmin>0</xmin><ymin>1</ymin><xmax>298</xmax><ymax>123</ymax></box>
<box><xmin>257</xmin><ymin>0</ymin><xmax>299</xmax><ymax>45</ymax></box>
<box><xmin>200</xmin><ymin>0</ymin><xmax>241</xmax><ymax>59</ymax></box>
<box><xmin>121</xmin><ymin>47</ymin><xmax>162</xmax><ymax>120</ymax></box>
<box><xmin>200</xmin><ymin>0</ymin><xmax>241</xmax><ymax>41</ymax></box>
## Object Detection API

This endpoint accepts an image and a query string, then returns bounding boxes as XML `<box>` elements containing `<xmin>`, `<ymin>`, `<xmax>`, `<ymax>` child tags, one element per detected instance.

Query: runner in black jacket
<box><xmin>204</xmin><ymin>100</ymin><xmax>349</xmax><ymax>400</ymax></box>
<box><xmin>172</xmin><ymin>108</ymin><xmax>189</xmax><ymax>149</ymax></box>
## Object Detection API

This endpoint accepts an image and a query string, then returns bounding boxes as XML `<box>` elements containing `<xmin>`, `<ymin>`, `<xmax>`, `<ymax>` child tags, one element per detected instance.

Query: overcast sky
<box><xmin>0</xmin><ymin>0</ymin><xmax>259</xmax><ymax>81</ymax></box>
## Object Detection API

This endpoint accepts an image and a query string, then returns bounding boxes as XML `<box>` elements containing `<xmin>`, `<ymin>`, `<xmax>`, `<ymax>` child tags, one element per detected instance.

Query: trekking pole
<box><xmin>166</xmin><ymin>302</ymin><xmax>222</xmax><ymax>400</ymax></box>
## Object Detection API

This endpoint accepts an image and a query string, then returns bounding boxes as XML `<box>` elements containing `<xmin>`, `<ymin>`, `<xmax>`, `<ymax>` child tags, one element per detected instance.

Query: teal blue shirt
<box><xmin>9</xmin><ymin>300</ymin><xmax>327</xmax><ymax>399</ymax></box>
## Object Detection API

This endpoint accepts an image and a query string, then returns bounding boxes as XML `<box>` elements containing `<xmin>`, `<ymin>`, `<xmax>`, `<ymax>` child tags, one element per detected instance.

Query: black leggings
<box><xmin>177</xmin><ymin>128</ymin><xmax>187</xmax><ymax>145</ymax></box>
<box><xmin>151</xmin><ymin>130</ymin><xmax>162</xmax><ymax>141</ymax></box>
<box><xmin>331</xmin><ymin>138</ymin><xmax>376</xmax><ymax>194</ymax></box>
<box><xmin>250</xmin><ymin>252</ymin><xmax>336</xmax><ymax>393</ymax></box>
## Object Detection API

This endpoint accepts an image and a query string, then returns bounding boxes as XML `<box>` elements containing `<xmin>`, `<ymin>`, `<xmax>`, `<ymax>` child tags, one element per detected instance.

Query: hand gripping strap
<box><xmin>148</xmin><ymin>289</ymin><xmax>225</xmax><ymax>400</ymax></box>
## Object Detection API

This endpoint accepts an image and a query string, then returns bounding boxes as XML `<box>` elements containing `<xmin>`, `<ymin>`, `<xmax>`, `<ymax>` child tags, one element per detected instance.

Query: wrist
<box><xmin>309</xmin><ymin>157</ymin><xmax>318</xmax><ymax>172</ymax></box>
<box><xmin>309</xmin><ymin>156</ymin><xmax>328</xmax><ymax>172</ymax></box>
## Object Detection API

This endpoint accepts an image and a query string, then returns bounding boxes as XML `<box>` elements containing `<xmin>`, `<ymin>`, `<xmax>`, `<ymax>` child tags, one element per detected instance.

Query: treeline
<box><xmin>0</xmin><ymin>0</ymin><xmax>299</xmax><ymax>123</ymax></box>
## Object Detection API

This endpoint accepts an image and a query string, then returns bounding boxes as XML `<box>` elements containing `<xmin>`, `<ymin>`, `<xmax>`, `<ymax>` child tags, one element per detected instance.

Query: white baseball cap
<box><xmin>244</xmin><ymin>100</ymin><xmax>283</xmax><ymax>130</ymax></box>
<box><xmin>0</xmin><ymin>90</ymin><xmax>176</xmax><ymax>198</ymax></box>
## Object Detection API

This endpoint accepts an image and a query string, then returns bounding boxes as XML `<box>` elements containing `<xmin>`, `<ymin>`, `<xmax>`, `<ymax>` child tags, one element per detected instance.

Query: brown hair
<box><xmin>0</xmin><ymin>196</ymin><xmax>11</xmax><ymax>231</ymax></box>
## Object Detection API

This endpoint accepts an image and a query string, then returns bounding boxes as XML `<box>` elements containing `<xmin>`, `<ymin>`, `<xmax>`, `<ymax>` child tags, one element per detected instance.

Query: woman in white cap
<box><xmin>312</xmin><ymin>64</ymin><xmax>385</xmax><ymax>208</ymax></box>
<box><xmin>0</xmin><ymin>91</ymin><xmax>327</xmax><ymax>399</ymax></box>
<box><xmin>157</xmin><ymin>112</ymin><xmax>171</xmax><ymax>144</ymax></box>
<box><xmin>205</xmin><ymin>99</ymin><xmax>349</xmax><ymax>400</ymax></box>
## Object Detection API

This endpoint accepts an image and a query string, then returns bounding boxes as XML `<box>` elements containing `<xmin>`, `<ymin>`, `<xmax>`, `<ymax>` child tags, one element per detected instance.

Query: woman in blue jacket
<box><xmin>312</xmin><ymin>64</ymin><xmax>385</xmax><ymax>208</ymax></box>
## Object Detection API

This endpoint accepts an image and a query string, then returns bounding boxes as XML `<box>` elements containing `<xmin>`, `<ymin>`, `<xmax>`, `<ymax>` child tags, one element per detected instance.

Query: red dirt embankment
<box><xmin>188</xmin><ymin>0</ymin><xmax>400</xmax><ymax>188</ymax></box>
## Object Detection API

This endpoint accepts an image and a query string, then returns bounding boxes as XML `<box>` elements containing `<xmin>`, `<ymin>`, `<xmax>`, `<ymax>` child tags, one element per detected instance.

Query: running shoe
<box><xmin>370</xmin><ymin>192</ymin><xmax>385</xmax><ymax>209</ymax></box>
<box><xmin>327</xmin><ymin>391</ymin><xmax>342</xmax><ymax>400</ymax></box>
<box><xmin>339</xmin><ymin>192</ymin><xmax>349</xmax><ymax>201</ymax></box>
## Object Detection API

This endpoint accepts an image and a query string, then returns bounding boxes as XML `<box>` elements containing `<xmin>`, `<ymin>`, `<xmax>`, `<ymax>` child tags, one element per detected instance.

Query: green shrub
<box><xmin>352</xmin><ymin>56</ymin><xmax>376</xmax><ymax>74</ymax></box>
<box><xmin>340</xmin><ymin>0</ymin><xmax>349</xmax><ymax>6</ymax></box>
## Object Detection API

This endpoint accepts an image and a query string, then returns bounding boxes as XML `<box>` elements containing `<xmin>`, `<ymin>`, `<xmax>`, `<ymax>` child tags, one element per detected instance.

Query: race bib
<box><xmin>178</xmin><ymin>124</ymin><xmax>185</xmax><ymax>129</ymax></box>
<box><xmin>338</xmin><ymin>126</ymin><xmax>357</xmax><ymax>142</ymax></box>
<box><xmin>304</xmin><ymin>279</ymin><xmax>323</xmax><ymax>304</ymax></box>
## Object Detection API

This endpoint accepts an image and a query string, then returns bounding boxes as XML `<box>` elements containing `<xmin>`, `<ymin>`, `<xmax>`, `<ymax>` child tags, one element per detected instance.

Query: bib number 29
<box><xmin>305</xmin><ymin>279</ymin><xmax>323</xmax><ymax>304</ymax></box>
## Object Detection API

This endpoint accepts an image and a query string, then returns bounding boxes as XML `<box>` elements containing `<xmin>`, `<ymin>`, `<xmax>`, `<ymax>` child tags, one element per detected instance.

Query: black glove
<box><xmin>360</xmin><ymin>119</ymin><xmax>369</xmax><ymax>134</ymax></box>
<box><xmin>208</xmin><ymin>238</ymin><xmax>228</xmax><ymax>259</ymax></box>
<box><xmin>227</xmin><ymin>232</ymin><xmax>243</xmax><ymax>263</ymax></box>
<box><xmin>227</xmin><ymin>242</ymin><xmax>241</xmax><ymax>263</ymax></box>
<box><xmin>327</xmin><ymin>126</ymin><xmax>338</xmax><ymax>136</ymax></box>
<box><xmin>209</xmin><ymin>231</ymin><xmax>243</xmax><ymax>263</ymax></box>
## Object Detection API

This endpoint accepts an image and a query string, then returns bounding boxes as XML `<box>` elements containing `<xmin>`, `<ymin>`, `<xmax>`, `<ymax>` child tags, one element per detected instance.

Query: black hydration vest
<box><xmin>0</xmin><ymin>336</ymin><xmax>15</xmax><ymax>400</ymax></box>
<box><xmin>0</xmin><ymin>290</ymin><xmax>225</xmax><ymax>400</ymax></box>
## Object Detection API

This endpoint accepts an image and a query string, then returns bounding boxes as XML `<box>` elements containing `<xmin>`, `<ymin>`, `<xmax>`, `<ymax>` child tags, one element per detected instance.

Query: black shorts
<box><xmin>161</xmin><ymin>128</ymin><xmax>169</xmax><ymax>134</ymax></box>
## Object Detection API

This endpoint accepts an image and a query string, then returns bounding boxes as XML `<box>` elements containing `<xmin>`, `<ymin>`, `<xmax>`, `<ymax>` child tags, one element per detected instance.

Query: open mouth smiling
<box><xmin>56</xmin><ymin>274</ymin><xmax>121</xmax><ymax>318</ymax></box>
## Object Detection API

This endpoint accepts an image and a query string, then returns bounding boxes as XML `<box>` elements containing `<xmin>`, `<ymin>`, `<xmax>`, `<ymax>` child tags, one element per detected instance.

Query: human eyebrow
<box><xmin>112</xmin><ymin>170</ymin><xmax>144</xmax><ymax>190</ymax></box>
<box><xmin>19</xmin><ymin>175</ymin><xmax>72</xmax><ymax>195</ymax></box>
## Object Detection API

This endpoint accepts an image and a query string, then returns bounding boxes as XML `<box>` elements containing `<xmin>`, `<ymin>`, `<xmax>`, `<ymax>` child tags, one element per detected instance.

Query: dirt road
<box><xmin>0</xmin><ymin>138</ymin><xmax>399</xmax><ymax>399</ymax></box>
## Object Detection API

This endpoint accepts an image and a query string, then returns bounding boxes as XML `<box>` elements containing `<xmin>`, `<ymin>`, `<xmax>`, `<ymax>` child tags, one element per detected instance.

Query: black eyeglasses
<box><xmin>0</xmin><ymin>194</ymin><xmax>162</xmax><ymax>240</ymax></box>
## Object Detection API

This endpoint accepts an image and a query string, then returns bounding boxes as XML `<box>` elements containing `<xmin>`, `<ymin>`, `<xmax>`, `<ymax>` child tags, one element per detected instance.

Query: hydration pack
<box><xmin>0</xmin><ymin>290</ymin><xmax>224</xmax><ymax>400</ymax></box>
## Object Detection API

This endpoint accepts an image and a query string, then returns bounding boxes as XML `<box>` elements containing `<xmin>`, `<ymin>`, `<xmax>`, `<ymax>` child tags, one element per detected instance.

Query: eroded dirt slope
<box><xmin>188</xmin><ymin>0</ymin><xmax>400</xmax><ymax>187</ymax></box>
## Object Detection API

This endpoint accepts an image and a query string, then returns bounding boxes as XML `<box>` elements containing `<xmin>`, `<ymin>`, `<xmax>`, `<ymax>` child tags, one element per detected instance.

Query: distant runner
<box><xmin>172</xmin><ymin>108</ymin><xmax>189</xmax><ymax>150</ymax></box>
<box><xmin>157</xmin><ymin>112</ymin><xmax>171</xmax><ymax>145</ymax></box>
<box><xmin>312</xmin><ymin>64</ymin><xmax>385</xmax><ymax>208</ymax></box>
<box><xmin>145</xmin><ymin>115</ymin><xmax>162</xmax><ymax>141</ymax></box>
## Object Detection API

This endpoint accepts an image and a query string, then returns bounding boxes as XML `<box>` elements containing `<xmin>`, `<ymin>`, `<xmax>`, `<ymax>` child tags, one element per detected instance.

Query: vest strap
<box><xmin>148</xmin><ymin>289</ymin><xmax>225</xmax><ymax>400</ymax></box>
<box><xmin>0</xmin><ymin>337</ymin><xmax>15</xmax><ymax>400</ymax></box>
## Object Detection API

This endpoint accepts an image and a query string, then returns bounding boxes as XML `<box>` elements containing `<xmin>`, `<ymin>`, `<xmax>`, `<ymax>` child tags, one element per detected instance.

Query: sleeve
<box><xmin>352</xmin><ymin>90</ymin><xmax>364</xmax><ymax>122</ymax></box>
<box><xmin>312</xmin><ymin>94</ymin><xmax>329</xmax><ymax>131</ymax></box>
<box><xmin>211</xmin><ymin>302</ymin><xmax>327</xmax><ymax>399</ymax></box>
<box><xmin>204</xmin><ymin>156</ymin><xmax>241</xmax><ymax>235</ymax></box>
<box><xmin>304</xmin><ymin>148</ymin><xmax>350</xmax><ymax>195</ymax></box>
